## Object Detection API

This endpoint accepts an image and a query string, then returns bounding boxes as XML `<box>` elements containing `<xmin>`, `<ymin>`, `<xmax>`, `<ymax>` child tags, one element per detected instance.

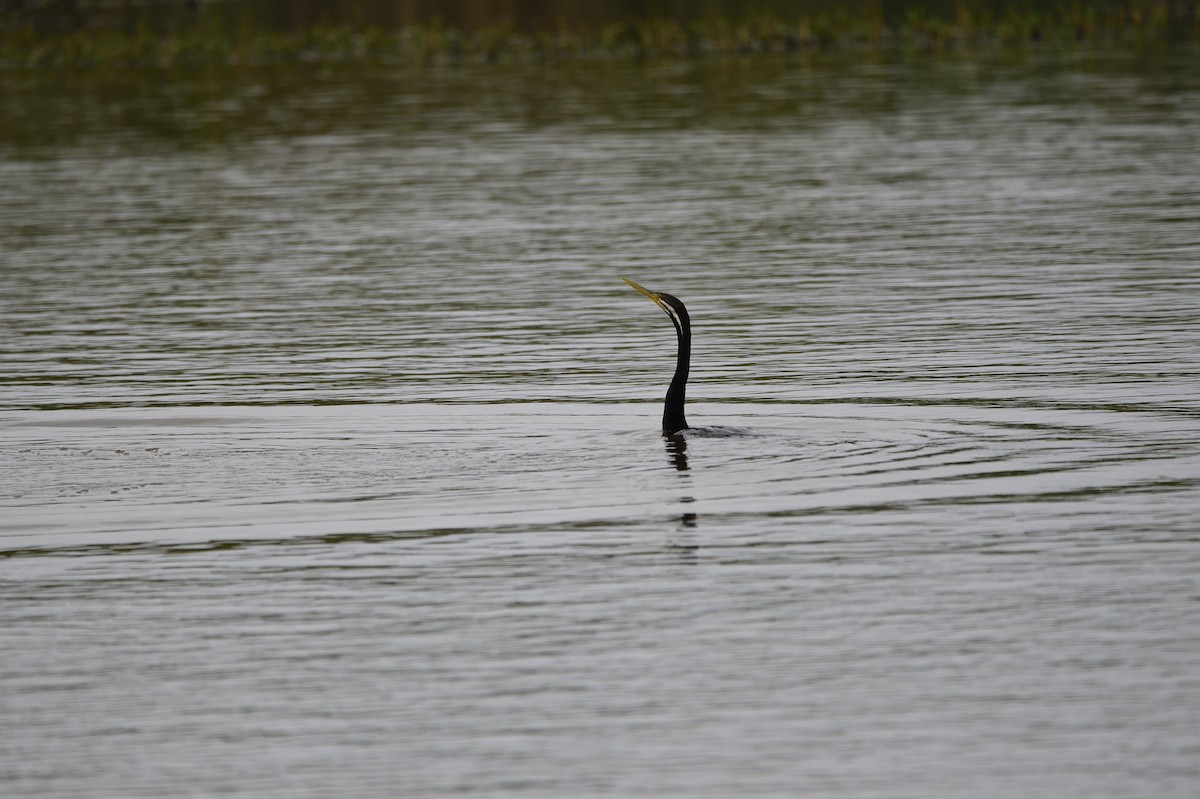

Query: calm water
<box><xmin>2</xmin><ymin>52</ymin><xmax>1200</xmax><ymax>797</ymax></box>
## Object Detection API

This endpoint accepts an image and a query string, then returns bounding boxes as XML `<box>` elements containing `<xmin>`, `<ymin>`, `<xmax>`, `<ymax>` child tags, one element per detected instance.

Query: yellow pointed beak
<box><xmin>622</xmin><ymin>276</ymin><xmax>670</xmax><ymax>314</ymax></box>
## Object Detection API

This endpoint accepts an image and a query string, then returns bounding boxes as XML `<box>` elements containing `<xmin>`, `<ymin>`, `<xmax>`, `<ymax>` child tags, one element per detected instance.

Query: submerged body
<box><xmin>623</xmin><ymin>277</ymin><xmax>692</xmax><ymax>435</ymax></box>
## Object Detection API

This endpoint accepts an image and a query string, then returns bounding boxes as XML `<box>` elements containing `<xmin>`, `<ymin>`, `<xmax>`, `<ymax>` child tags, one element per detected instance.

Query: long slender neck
<box><xmin>663</xmin><ymin>317</ymin><xmax>690</xmax><ymax>434</ymax></box>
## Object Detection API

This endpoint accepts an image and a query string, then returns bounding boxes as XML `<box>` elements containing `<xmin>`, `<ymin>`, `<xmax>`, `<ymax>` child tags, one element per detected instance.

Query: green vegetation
<box><xmin>2</xmin><ymin>1</ymin><xmax>1197</xmax><ymax>69</ymax></box>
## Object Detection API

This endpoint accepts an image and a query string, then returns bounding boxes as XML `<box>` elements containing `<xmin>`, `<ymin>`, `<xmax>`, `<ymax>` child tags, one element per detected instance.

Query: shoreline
<box><xmin>2</xmin><ymin>7</ymin><xmax>1197</xmax><ymax>71</ymax></box>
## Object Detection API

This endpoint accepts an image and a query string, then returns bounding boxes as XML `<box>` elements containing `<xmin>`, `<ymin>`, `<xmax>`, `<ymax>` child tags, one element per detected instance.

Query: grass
<box><xmin>1</xmin><ymin>2</ymin><xmax>1196</xmax><ymax>70</ymax></box>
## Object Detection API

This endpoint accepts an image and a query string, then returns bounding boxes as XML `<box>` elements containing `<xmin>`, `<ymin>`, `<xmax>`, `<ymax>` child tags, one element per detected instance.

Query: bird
<box><xmin>623</xmin><ymin>277</ymin><xmax>692</xmax><ymax>435</ymax></box>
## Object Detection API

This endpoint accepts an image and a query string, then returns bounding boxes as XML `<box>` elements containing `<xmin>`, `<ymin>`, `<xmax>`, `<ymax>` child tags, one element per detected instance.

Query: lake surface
<box><xmin>2</xmin><ymin>51</ymin><xmax>1199</xmax><ymax>797</ymax></box>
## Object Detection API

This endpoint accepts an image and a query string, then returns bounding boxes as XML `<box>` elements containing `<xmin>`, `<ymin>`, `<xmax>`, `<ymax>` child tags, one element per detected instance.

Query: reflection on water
<box><xmin>666</xmin><ymin>433</ymin><xmax>690</xmax><ymax>472</ymax></box>
<box><xmin>2</xmin><ymin>50</ymin><xmax>1200</xmax><ymax>799</ymax></box>
<box><xmin>665</xmin><ymin>433</ymin><xmax>699</xmax><ymax>534</ymax></box>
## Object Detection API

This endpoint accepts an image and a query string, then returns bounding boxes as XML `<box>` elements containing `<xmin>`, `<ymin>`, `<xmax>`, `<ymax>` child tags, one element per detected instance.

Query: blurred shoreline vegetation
<box><xmin>1</xmin><ymin>0</ymin><xmax>1197</xmax><ymax>69</ymax></box>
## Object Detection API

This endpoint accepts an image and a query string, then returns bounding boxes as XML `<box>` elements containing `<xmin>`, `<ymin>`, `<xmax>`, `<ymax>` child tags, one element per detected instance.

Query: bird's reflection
<box><xmin>665</xmin><ymin>432</ymin><xmax>690</xmax><ymax>472</ymax></box>
<box><xmin>664</xmin><ymin>434</ymin><xmax>699</xmax><ymax>553</ymax></box>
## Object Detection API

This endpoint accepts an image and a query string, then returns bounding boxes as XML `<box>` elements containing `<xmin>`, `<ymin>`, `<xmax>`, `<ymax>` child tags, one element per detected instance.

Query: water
<box><xmin>2</xmin><ymin>52</ymin><xmax>1199</xmax><ymax>797</ymax></box>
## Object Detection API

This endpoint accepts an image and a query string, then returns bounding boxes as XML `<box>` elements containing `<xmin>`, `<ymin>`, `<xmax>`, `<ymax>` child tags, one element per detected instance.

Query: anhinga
<box><xmin>623</xmin><ymin>277</ymin><xmax>692</xmax><ymax>435</ymax></box>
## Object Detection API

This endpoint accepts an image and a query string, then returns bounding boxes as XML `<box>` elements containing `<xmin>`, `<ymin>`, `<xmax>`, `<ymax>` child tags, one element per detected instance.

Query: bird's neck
<box><xmin>663</xmin><ymin>327</ymin><xmax>690</xmax><ymax>434</ymax></box>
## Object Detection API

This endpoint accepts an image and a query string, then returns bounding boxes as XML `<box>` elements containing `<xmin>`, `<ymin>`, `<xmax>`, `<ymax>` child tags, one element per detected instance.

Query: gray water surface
<box><xmin>2</xmin><ymin>53</ymin><xmax>1199</xmax><ymax>797</ymax></box>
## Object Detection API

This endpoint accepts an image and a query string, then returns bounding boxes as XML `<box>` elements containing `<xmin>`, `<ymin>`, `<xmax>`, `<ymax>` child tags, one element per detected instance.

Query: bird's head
<box><xmin>622</xmin><ymin>277</ymin><xmax>690</xmax><ymax>336</ymax></box>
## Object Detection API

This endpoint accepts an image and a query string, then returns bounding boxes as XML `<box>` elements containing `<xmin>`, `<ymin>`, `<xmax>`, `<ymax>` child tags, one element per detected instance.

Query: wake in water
<box><xmin>675</xmin><ymin>425</ymin><xmax>761</xmax><ymax>438</ymax></box>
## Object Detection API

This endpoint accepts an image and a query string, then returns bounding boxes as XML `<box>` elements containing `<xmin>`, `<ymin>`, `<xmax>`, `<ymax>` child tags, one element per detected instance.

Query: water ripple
<box><xmin>2</xmin><ymin>53</ymin><xmax>1199</xmax><ymax>799</ymax></box>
